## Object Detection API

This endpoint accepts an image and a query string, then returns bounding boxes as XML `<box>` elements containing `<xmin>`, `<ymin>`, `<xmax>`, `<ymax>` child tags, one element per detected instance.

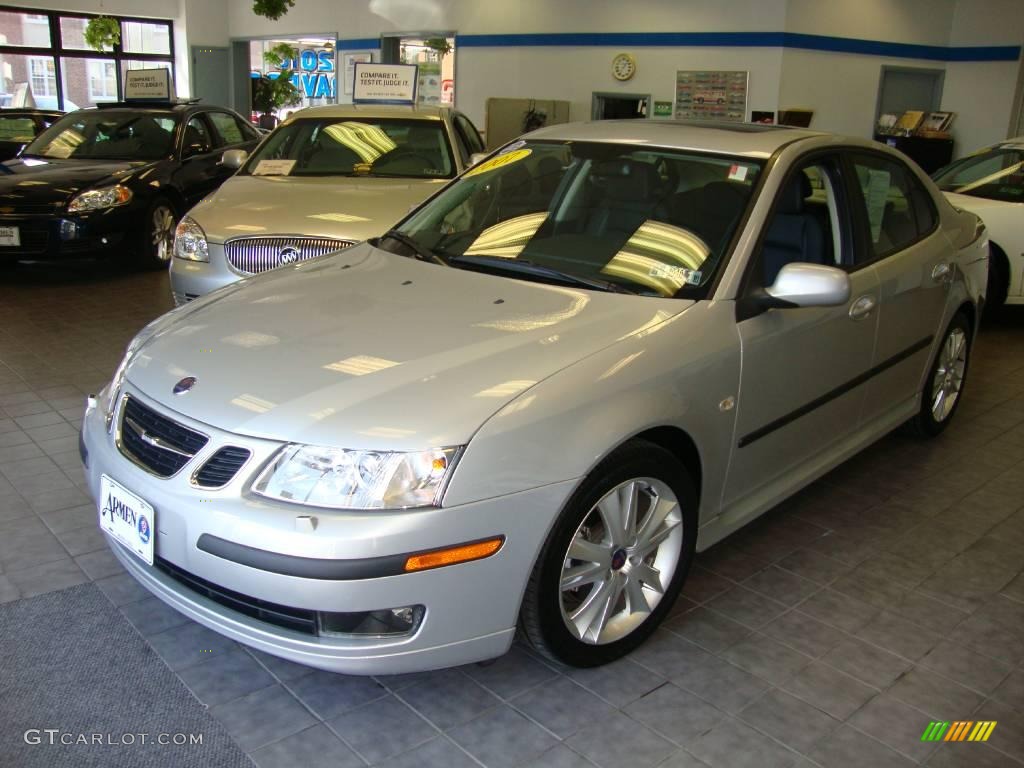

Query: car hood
<box><xmin>942</xmin><ymin>190</ymin><xmax>1019</xmax><ymax>214</ymax></box>
<box><xmin>126</xmin><ymin>243</ymin><xmax>689</xmax><ymax>450</ymax></box>
<box><xmin>0</xmin><ymin>157</ymin><xmax>150</xmax><ymax>205</ymax></box>
<box><xmin>191</xmin><ymin>175</ymin><xmax>448</xmax><ymax>244</ymax></box>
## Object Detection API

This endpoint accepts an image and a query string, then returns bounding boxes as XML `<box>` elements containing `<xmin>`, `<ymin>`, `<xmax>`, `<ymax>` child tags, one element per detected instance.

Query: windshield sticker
<box><xmin>728</xmin><ymin>164</ymin><xmax>748</xmax><ymax>182</ymax></box>
<box><xmin>252</xmin><ymin>159</ymin><xmax>296</xmax><ymax>176</ymax></box>
<box><xmin>499</xmin><ymin>139</ymin><xmax>527</xmax><ymax>155</ymax></box>
<box><xmin>464</xmin><ymin>149</ymin><xmax>532</xmax><ymax>178</ymax></box>
<box><xmin>649</xmin><ymin>264</ymin><xmax>702</xmax><ymax>285</ymax></box>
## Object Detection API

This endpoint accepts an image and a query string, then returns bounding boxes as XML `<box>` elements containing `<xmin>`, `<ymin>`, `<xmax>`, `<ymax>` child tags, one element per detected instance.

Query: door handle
<box><xmin>849</xmin><ymin>294</ymin><xmax>876</xmax><ymax>320</ymax></box>
<box><xmin>932</xmin><ymin>262</ymin><xmax>952</xmax><ymax>283</ymax></box>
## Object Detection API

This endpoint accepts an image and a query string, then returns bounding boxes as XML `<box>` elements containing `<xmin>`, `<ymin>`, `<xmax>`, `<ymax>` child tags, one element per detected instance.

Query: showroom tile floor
<box><xmin>1</xmin><ymin>263</ymin><xmax>1024</xmax><ymax>768</ymax></box>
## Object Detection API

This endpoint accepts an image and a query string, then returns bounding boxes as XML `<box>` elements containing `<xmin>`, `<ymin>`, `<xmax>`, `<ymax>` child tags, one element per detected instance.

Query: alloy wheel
<box><xmin>559</xmin><ymin>477</ymin><xmax>683</xmax><ymax>645</ymax></box>
<box><xmin>930</xmin><ymin>327</ymin><xmax>967</xmax><ymax>422</ymax></box>
<box><xmin>151</xmin><ymin>205</ymin><xmax>176</xmax><ymax>262</ymax></box>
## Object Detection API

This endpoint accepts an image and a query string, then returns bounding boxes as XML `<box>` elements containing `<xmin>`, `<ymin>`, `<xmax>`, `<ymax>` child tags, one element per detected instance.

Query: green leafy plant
<box><xmin>251</xmin><ymin>72</ymin><xmax>302</xmax><ymax>117</ymax></box>
<box><xmin>252</xmin><ymin>0</ymin><xmax>294</xmax><ymax>21</ymax></box>
<box><xmin>424</xmin><ymin>37</ymin><xmax>452</xmax><ymax>57</ymax></box>
<box><xmin>263</xmin><ymin>43</ymin><xmax>298</xmax><ymax>69</ymax></box>
<box><xmin>84</xmin><ymin>16</ymin><xmax>120</xmax><ymax>51</ymax></box>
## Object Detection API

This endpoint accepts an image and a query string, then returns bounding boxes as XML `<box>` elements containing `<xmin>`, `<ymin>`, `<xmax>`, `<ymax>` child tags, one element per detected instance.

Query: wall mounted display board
<box><xmin>675</xmin><ymin>70</ymin><xmax>747</xmax><ymax>121</ymax></box>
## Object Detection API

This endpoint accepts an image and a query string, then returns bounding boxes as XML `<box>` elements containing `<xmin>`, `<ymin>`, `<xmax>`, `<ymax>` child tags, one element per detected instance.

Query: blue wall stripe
<box><xmin>335</xmin><ymin>31</ymin><xmax>1018</xmax><ymax>63</ymax></box>
<box><xmin>336</xmin><ymin>38</ymin><xmax>380</xmax><ymax>49</ymax></box>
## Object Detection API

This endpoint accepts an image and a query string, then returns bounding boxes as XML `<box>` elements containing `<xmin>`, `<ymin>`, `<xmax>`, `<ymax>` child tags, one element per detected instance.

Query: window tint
<box><xmin>933</xmin><ymin>147</ymin><xmax>1024</xmax><ymax>203</ymax></box>
<box><xmin>183</xmin><ymin>116</ymin><xmax>212</xmax><ymax>154</ymax></box>
<box><xmin>455</xmin><ymin>113</ymin><xmax>484</xmax><ymax>154</ymax></box>
<box><xmin>850</xmin><ymin>154</ymin><xmax>926</xmax><ymax>261</ymax></box>
<box><xmin>208</xmin><ymin>112</ymin><xmax>254</xmax><ymax>146</ymax></box>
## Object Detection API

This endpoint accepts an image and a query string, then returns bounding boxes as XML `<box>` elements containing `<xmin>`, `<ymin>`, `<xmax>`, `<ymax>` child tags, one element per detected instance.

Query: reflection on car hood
<box><xmin>0</xmin><ymin>157</ymin><xmax>151</xmax><ymax>205</ymax></box>
<box><xmin>126</xmin><ymin>243</ymin><xmax>689</xmax><ymax>450</ymax></box>
<box><xmin>191</xmin><ymin>175</ymin><xmax>447</xmax><ymax>244</ymax></box>
<box><xmin>942</xmin><ymin>190</ymin><xmax>1019</xmax><ymax>212</ymax></box>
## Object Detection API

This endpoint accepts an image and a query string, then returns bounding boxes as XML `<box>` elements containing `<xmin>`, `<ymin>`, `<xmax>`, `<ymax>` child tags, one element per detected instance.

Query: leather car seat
<box><xmin>761</xmin><ymin>173</ymin><xmax>826</xmax><ymax>285</ymax></box>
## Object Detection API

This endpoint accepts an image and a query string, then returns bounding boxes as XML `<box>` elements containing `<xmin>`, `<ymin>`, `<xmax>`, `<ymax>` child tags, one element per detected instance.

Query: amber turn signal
<box><xmin>404</xmin><ymin>537</ymin><xmax>504</xmax><ymax>572</ymax></box>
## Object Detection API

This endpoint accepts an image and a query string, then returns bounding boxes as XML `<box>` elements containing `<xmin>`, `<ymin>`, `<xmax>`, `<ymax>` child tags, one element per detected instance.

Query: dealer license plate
<box><xmin>0</xmin><ymin>226</ymin><xmax>19</xmax><ymax>246</ymax></box>
<box><xmin>98</xmin><ymin>475</ymin><xmax>155</xmax><ymax>566</ymax></box>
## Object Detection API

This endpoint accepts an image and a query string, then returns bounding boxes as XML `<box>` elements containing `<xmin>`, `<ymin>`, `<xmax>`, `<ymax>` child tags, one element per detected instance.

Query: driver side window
<box><xmin>757</xmin><ymin>160</ymin><xmax>844</xmax><ymax>286</ymax></box>
<box><xmin>183</xmin><ymin>116</ymin><xmax>212</xmax><ymax>156</ymax></box>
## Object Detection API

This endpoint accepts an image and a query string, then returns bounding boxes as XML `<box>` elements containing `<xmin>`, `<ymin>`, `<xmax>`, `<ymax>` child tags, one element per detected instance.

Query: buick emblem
<box><xmin>173</xmin><ymin>376</ymin><xmax>197</xmax><ymax>395</ymax></box>
<box><xmin>279</xmin><ymin>246</ymin><xmax>301</xmax><ymax>265</ymax></box>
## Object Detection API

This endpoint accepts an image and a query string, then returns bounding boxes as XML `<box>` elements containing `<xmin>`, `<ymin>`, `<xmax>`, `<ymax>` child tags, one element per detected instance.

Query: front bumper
<box><xmin>169</xmin><ymin>243</ymin><xmax>238</xmax><ymax>305</ymax></box>
<box><xmin>0</xmin><ymin>207</ymin><xmax>134</xmax><ymax>262</ymax></box>
<box><xmin>81</xmin><ymin>387</ymin><xmax>572</xmax><ymax>674</ymax></box>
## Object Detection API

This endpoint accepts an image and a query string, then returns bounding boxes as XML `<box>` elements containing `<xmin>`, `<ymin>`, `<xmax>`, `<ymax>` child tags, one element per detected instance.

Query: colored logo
<box><xmin>279</xmin><ymin>246</ymin><xmax>301</xmax><ymax>265</ymax></box>
<box><xmin>921</xmin><ymin>721</ymin><xmax>997</xmax><ymax>742</ymax></box>
<box><xmin>137</xmin><ymin>515</ymin><xmax>151</xmax><ymax>544</ymax></box>
<box><xmin>173</xmin><ymin>376</ymin><xmax>197</xmax><ymax>395</ymax></box>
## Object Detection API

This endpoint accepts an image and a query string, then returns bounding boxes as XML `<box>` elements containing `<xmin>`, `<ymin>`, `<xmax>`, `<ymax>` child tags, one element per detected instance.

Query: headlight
<box><xmin>68</xmin><ymin>185</ymin><xmax>132</xmax><ymax>213</ymax></box>
<box><xmin>252</xmin><ymin>445</ymin><xmax>462</xmax><ymax>510</ymax></box>
<box><xmin>174</xmin><ymin>216</ymin><xmax>209</xmax><ymax>262</ymax></box>
<box><xmin>101</xmin><ymin>318</ymin><xmax>163</xmax><ymax>429</ymax></box>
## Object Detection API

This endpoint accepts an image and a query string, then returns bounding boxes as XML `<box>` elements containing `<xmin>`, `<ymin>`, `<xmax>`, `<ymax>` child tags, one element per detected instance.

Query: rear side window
<box><xmin>849</xmin><ymin>153</ymin><xmax>936</xmax><ymax>261</ymax></box>
<box><xmin>0</xmin><ymin>117</ymin><xmax>36</xmax><ymax>141</ymax></box>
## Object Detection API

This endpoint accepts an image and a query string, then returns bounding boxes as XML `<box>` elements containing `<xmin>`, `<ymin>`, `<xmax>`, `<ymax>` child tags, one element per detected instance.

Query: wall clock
<box><xmin>612</xmin><ymin>52</ymin><xmax>637</xmax><ymax>81</ymax></box>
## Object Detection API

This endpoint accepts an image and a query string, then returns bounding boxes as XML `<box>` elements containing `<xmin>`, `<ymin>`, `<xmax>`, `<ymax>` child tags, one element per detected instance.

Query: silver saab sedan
<box><xmin>168</xmin><ymin>104</ymin><xmax>485</xmax><ymax>305</ymax></box>
<box><xmin>82</xmin><ymin>121</ymin><xmax>987</xmax><ymax>674</ymax></box>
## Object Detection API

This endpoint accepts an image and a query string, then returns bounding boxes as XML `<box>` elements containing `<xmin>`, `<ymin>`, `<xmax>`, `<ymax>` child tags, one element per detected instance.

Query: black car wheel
<box><xmin>520</xmin><ymin>440</ymin><xmax>697</xmax><ymax>667</ymax></box>
<box><xmin>141</xmin><ymin>198</ymin><xmax>178</xmax><ymax>270</ymax></box>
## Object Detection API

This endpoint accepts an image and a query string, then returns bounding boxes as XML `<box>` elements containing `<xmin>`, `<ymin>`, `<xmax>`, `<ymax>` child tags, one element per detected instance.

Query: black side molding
<box><xmin>739</xmin><ymin>335</ymin><xmax>933</xmax><ymax>448</ymax></box>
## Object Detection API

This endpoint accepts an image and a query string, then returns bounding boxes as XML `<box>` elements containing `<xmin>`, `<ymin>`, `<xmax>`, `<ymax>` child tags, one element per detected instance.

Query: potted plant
<box><xmin>252</xmin><ymin>0</ymin><xmax>294</xmax><ymax>21</ymax></box>
<box><xmin>84</xmin><ymin>16</ymin><xmax>120</xmax><ymax>51</ymax></box>
<box><xmin>252</xmin><ymin>44</ymin><xmax>302</xmax><ymax>129</ymax></box>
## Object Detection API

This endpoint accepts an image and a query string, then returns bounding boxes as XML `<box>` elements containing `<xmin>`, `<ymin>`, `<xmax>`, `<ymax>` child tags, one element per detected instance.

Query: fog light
<box><xmin>318</xmin><ymin>604</ymin><xmax>424</xmax><ymax>638</ymax></box>
<box><xmin>59</xmin><ymin>219</ymin><xmax>79</xmax><ymax>240</ymax></box>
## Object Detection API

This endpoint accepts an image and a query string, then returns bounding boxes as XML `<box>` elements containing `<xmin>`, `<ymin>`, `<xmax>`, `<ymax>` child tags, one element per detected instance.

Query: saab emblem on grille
<box><xmin>173</xmin><ymin>376</ymin><xmax>197</xmax><ymax>395</ymax></box>
<box><xmin>279</xmin><ymin>246</ymin><xmax>301</xmax><ymax>265</ymax></box>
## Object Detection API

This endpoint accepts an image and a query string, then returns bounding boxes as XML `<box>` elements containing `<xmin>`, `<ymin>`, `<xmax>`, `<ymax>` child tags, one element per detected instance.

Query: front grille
<box><xmin>193</xmin><ymin>446</ymin><xmax>251</xmax><ymax>488</ymax></box>
<box><xmin>0</xmin><ymin>227</ymin><xmax>48</xmax><ymax>255</ymax></box>
<box><xmin>224</xmin><ymin>236</ymin><xmax>355</xmax><ymax>275</ymax></box>
<box><xmin>0</xmin><ymin>201</ymin><xmax>62</xmax><ymax>215</ymax></box>
<box><xmin>118</xmin><ymin>396</ymin><xmax>208</xmax><ymax>477</ymax></box>
<box><xmin>155</xmin><ymin>556</ymin><xmax>317</xmax><ymax>635</ymax></box>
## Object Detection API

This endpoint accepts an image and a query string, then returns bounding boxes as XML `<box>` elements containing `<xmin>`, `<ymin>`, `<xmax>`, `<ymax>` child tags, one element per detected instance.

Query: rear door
<box><xmin>845</xmin><ymin>151</ymin><xmax>951</xmax><ymax>424</ymax></box>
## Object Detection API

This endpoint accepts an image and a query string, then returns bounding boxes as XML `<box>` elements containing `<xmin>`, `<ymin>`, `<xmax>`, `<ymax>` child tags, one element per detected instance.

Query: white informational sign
<box><xmin>342</xmin><ymin>52</ymin><xmax>373</xmax><ymax>95</ymax></box>
<box><xmin>124</xmin><ymin>68</ymin><xmax>173</xmax><ymax>101</ymax></box>
<box><xmin>353</xmin><ymin>62</ymin><xmax>418</xmax><ymax>104</ymax></box>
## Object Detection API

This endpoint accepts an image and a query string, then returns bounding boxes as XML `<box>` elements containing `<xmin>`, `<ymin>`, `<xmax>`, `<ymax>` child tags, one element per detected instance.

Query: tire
<box><xmin>138</xmin><ymin>198</ymin><xmax>178</xmax><ymax>271</ymax></box>
<box><xmin>985</xmin><ymin>245</ymin><xmax>1009</xmax><ymax>317</ymax></box>
<box><xmin>520</xmin><ymin>440</ymin><xmax>697</xmax><ymax>667</ymax></box>
<box><xmin>907</xmin><ymin>311</ymin><xmax>971</xmax><ymax>438</ymax></box>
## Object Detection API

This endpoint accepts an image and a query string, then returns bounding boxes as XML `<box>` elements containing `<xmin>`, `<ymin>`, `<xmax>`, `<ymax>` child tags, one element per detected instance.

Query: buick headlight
<box><xmin>174</xmin><ymin>216</ymin><xmax>209</xmax><ymax>262</ymax></box>
<box><xmin>68</xmin><ymin>185</ymin><xmax>132</xmax><ymax>213</ymax></box>
<box><xmin>101</xmin><ymin>319</ymin><xmax>162</xmax><ymax>430</ymax></box>
<box><xmin>252</xmin><ymin>445</ymin><xmax>462</xmax><ymax>510</ymax></box>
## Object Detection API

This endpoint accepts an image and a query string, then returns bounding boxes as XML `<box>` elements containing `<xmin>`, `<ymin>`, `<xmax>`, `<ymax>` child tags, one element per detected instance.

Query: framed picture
<box><xmin>342</xmin><ymin>52</ymin><xmax>374</xmax><ymax>95</ymax></box>
<box><xmin>922</xmin><ymin>111</ymin><xmax>954</xmax><ymax>132</ymax></box>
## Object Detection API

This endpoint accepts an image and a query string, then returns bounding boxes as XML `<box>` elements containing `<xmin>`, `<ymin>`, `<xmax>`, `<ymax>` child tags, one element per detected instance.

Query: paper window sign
<box><xmin>124</xmin><ymin>69</ymin><xmax>173</xmax><ymax>101</ymax></box>
<box><xmin>728</xmin><ymin>164</ymin><xmax>748</xmax><ymax>182</ymax></box>
<box><xmin>252</xmin><ymin>159</ymin><xmax>296</xmax><ymax>176</ymax></box>
<box><xmin>353</xmin><ymin>62</ymin><xmax>418</xmax><ymax>105</ymax></box>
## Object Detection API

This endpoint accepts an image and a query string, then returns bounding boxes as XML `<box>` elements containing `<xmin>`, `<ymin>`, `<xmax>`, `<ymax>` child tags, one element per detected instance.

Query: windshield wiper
<box><xmin>378</xmin><ymin>230</ymin><xmax>447</xmax><ymax>265</ymax></box>
<box><xmin>448</xmin><ymin>254</ymin><xmax>636</xmax><ymax>294</ymax></box>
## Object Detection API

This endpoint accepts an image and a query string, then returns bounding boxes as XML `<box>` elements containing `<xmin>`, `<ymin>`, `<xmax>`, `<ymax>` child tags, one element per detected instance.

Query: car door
<box><xmin>452</xmin><ymin>112</ymin><xmax>485</xmax><ymax>170</ymax></box>
<box><xmin>206</xmin><ymin>110</ymin><xmax>261</xmax><ymax>183</ymax></box>
<box><xmin>845</xmin><ymin>151</ymin><xmax>952</xmax><ymax>424</ymax></box>
<box><xmin>174</xmin><ymin>113</ymin><xmax>224</xmax><ymax>207</ymax></box>
<box><xmin>723</xmin><ymin>155</ymin><xmax>880</xmax><ymax>513</ymax></box>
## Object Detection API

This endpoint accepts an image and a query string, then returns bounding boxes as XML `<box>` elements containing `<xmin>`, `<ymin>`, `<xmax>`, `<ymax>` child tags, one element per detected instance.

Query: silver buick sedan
<box><xmin>168</xmin><ymin>104</ymin><xmax>485</xmax><ymax>305</ymax></box>
<box><xmin>83</xmin><ymin>121</ymin><xmax>987</xmax><ymax>674</ymax></box>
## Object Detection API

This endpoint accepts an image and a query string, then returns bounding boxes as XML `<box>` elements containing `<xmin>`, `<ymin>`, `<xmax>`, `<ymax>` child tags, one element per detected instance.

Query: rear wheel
<box><xmin>139</xmin><ymin>198</ymin><xmax>177</xmax><ymax>271</ymax></box>
<box><xmin>985</xmin><ymin>244</ymin><xmax>1009</xmax><ymax>316</ymax></box>
<box><xmin>907</xmin><ymin>311</ymin><xmax>971</xmax><ymax>437</ymax></box>
<box><xmin>520</xmin><ymin>440</ymin><xmax>697</xmax><ymax>667</ymax></box>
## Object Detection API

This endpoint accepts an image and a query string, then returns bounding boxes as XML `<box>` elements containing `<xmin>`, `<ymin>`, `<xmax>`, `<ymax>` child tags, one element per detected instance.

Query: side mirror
<box><xmin>468</xmin><ymin>152</ymin><xmax>489</xmax><ymax>167</ymax></box>
<box><xmin>764</xmin><ymin>263</ymin><xmax>851</xmax><ymax>308</ymax></box>
<box><xmin>220</xmin><ymin>149</ymin><xmax>248</xmax><ymax>170</ymax></box>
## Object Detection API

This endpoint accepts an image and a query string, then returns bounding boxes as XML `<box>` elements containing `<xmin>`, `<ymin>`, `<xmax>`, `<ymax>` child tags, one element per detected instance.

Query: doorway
<box><xmin>875</xmin><ymin>66</ymin><xmax>944</xmax><ymax>123</ymax></box>
<box><xmin>592</xmin><ymin>92</ymin><xmax>650</xmax><ymax>120</ymax></box>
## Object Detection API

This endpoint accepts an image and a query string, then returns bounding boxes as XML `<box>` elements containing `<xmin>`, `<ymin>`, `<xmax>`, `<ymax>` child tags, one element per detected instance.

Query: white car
<box><xmin>934</xmin><ymin>137</ymin><xmax>1024</xmax><ymax>308</ymax></box>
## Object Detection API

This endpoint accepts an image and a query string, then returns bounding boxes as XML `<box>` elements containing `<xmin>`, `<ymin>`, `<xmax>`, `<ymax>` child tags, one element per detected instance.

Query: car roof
<box><xmin>282</xmin><ymin>104</ymin><xmax>452</xmax><ymax>122</ymax></box>
<box><xmin>522</xmin><ymin>120</ymin><xmax>826</xmax><ymax>159</ymax></box>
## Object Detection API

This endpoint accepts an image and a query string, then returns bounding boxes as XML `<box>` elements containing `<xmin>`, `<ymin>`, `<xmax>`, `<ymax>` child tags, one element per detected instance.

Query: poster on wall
<box><xmin>674</xmin><ymin>70</ymin><xmax>748</xmax><ymax>122</ymax></box>
<box><xmin>342</xmin><ymin>52</ymin><xmax>374</xmax><ymax>95</ymax></box>
<box><xmin>353</xmin><ymin>62</ymin><xmax>418</xmax><ymax>104</ymax></box>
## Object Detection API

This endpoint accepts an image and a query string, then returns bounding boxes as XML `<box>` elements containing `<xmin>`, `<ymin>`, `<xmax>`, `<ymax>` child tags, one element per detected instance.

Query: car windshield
<box><xmin>391</xmin><ymin>140</ymin><xmax>763</xmax><ymax>297</ymax></box>
<box><xmin>241</xmin><ymin>117</ymin><xmax>456</xmax><ymax>179</ymax></box>
<box><xmin>933</xmin><ymin>146</ymin><xmax>1024</xmax><ymax>203</ymax></box>
<box><xmin>23</xmin><ymin>110</ymin><xmax>178</xmax><ymax>161</ymax></box>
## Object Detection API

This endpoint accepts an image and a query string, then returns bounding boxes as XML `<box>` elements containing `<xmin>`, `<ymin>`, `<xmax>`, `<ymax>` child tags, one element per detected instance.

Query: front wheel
<box><xmin>139</xmin><ymin>199</ymin><xmax>178</xmax><ymax>271</ymax></box>
<box><xmin>520</xmin><ymin>440</ymin><xmax>697</xmax><ymax>667</ymax></box>
<box><xmin>908</xmin><ymin>311</ymin><xmax>971</xmax><ymax>437</ymax></box>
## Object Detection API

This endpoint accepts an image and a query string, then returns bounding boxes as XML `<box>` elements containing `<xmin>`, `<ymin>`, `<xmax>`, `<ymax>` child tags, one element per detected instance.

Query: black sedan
<box><xmin>0</xmin><ymin>109</ymin><xmax>63</xmax><ymax>161</ymax></box>
<box><xmin>0</xmin><ymin>101</ymin><xmax>260</xmax><ymax>269</ymax></box>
